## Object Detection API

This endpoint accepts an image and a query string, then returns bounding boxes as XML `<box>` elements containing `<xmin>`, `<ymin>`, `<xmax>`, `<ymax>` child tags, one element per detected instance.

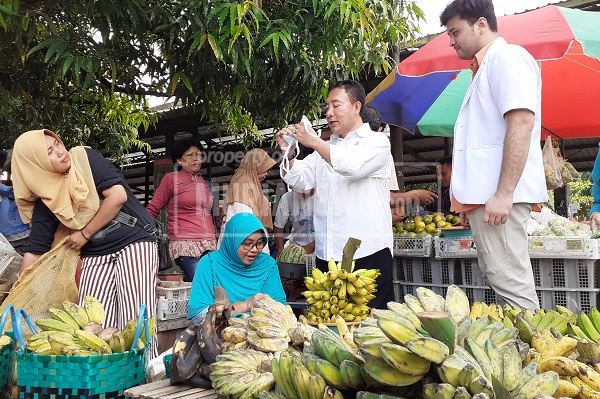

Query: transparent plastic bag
<box><xmin>542</xmin><ymin>137</ymin><xmax>563</xmax><ymax>190</ymax></box>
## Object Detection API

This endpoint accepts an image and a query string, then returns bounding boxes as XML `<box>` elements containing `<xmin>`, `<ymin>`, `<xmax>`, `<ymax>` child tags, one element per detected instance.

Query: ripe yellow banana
<box><xmin>83</xmin><ymin>295</ymin><xmax>105</xmax><ymax>325</ymax></box>
<box><xmin>74</xmin><ymin>329</ymin><xmax>111</xmax><ymax>354</ymax></box>
<box><xmin>62</xmin><ymin>301</ymin><xmax>90</xmax><ymax>328</ymax></box>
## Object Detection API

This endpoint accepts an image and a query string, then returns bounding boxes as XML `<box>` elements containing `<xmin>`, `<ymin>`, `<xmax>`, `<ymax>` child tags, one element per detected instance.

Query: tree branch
<box><xmin>98</xmin><ymin>77</ymin><xmax>170</xmax><ymax>97</ymax></box>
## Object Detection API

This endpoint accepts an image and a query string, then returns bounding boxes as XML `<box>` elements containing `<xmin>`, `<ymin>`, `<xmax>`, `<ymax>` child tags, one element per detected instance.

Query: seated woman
<box><xmin>188</xmin><ymin>212</ymin><xmax>286</xmax><ymax>323</ymax></box>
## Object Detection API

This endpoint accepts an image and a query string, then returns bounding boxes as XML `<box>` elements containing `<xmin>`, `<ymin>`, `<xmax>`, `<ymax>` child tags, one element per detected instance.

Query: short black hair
<box><xmin>362</xmin><ymin>106</ymin><xmax>384</xmax><ymax>131</ymax></box>
<box><xmin>0</xmin><ymin>150</ymin><xmax>7</xmax><ymax>172</ymax></box>
<box><xmin>331</xmin><ymin>80</ymin><xmax>366</xmax><ymax>113</ymax></box>
<box><xmin>440</xmin><ymin>0</ymin><xmax>498</xmax><ymax>32</ymax></box>
<box><xmin>438</xmin><ymin>155</ymin><xmax>453</xmax><ymax>166</ymax></box>
<box><xmin>171</xmin><ymin>138</ymin><xmax>204</xmax><ymax>164</ymax></box>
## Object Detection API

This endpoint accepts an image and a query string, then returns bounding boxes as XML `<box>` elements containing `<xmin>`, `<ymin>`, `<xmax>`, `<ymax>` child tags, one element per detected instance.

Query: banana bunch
<box><xmin>302</xmin><ymin>258</ymin><xmax>380</xmax><ymax>323</ymax></box>
<box><xmin>209</xmin><ymin>349</ymin><xmax>275</xmax><ymax>399</ymax></box>
<box><xmin>271</xmin><ymin>350</ymin><xmax>344</xmax><ymax>399</ymax></box>
<box><xmin>247</xmin><ymin>297</ymin><xmax>302</xmax><ymax>352</ymax></box>
<box><xmin>26</xmin><ymin>296</ymin><xmax>149</xmax><ymax>356</ymax></box>
<box><xmin>171</xmin><ymin>286</ymin><xmax>231</xmax><ymax>388</ymax></box>
<box><xmin>434</xmin><ymin>339</ymin><xmax>559</xmax><ymax>399</ymax></box>
<box><xmin>467</xmin><ymin>302</ymin><xmax>575</xmax><ymax>347</ymax></box>
<box><xmin>221</xmin><ymin>298</ymin><xmax>317</xmax><ymax>353</ymax></box>
<box><xmin>539</xmin><ymin>354</ymin><xmax>600</xmax><ymax>398</ymax></box>
<box><xmin>570</xmin><ymin>308</ymin><xmax>600</xmax><ymax>344</ymax></box>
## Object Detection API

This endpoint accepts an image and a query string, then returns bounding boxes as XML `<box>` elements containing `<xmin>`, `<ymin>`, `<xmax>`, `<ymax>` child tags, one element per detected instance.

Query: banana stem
<box><xmin>417</xmin><ymin>311</ymin><xmax>457</xmax><ymax>354</ymax></box>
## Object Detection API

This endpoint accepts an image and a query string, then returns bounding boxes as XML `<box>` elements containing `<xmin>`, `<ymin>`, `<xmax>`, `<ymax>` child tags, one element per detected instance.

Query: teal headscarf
<box><xmin>188</xmin><ymin>212</ymin><xmax>286</xmax><ymax>319</ymax></box>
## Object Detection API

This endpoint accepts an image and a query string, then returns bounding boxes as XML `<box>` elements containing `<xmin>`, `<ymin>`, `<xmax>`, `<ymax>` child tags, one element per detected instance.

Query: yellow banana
<box><xmin>62</xmin><ymin>301</ymin><xmax>90</xmax><ymax>328</ymax></box>
<box><xmin>83</xmin><ymin>295</ymin><xmax>105</xmax><ymax>325</ymax></box>
<box><xmin>74</xmin><ymin>329</ymin><xmax>111</xmax><ymax>354</ymax></box>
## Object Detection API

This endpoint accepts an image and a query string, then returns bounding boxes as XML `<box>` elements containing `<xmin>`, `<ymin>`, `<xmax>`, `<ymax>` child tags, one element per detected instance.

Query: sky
<box><xmin>414</xmin><ymin>0</ymin><xmax>562</xmax><ymax>35</ymax></box>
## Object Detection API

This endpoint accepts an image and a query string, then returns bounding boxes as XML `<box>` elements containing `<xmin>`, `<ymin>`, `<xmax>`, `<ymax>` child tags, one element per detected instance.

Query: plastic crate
<box><xmin>394</xmin><ymin>257</ymin><xmax>461</xmax><ymax>286</ymax></box>
<box><xmin>156</xmin><ymin>282</ymin><xmax>192</xmax><ymax>320</ymax></box>
<box><xmin>395</xmin><ymin>282</ymin><xmax>447</xmax><ymax>299</ymax></box>
<box><xmin>393</xmin><ymin>236</ymin><xmax>433</xmax><ymax>257</ymax></box>
<box><xmin>434</xmin><ymin>236</ymin><xmax>478</xmax><ymax>258</ymax></box>
<box><xmin>305</xmin><ymin>254</ymin><xmax>316</xmax><ymax>278</ymax></box>
<box><xmin>528</xmin><ymin>237</ymin><xmax>599</xmax><ymax>259</ymax></box>
<box><xmin>531</xmin><ymin>258</ymin><xmax>600</xmax><ymax>289</ymax></box>
<box><xmin>537</xmin><ymin>287</ymin><xmax>600</xmax><ymax>314</ymax></box>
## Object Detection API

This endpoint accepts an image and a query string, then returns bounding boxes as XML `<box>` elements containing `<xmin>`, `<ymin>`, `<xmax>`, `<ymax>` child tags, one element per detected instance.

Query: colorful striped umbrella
<box><xmin>366</xmin><ymin>5</ymin><xmax>600</xmax><ymax>138</ymax></box>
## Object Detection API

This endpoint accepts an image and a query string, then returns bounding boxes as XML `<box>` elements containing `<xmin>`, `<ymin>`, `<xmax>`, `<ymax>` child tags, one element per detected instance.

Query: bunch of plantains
<box><xmin>27</xmin><ymin>296</ymin><xmax>153</xmax><ymax>356</ymax></box>
<box><xmin>220</xmin><ymin>296</ymin><xmax>316</xmax><ymax>353</ymax></box>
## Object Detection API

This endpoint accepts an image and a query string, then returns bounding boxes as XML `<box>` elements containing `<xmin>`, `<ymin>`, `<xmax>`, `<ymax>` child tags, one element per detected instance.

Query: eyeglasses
<box><xmin>241</xmin><ymin>239</ymin><xmax>267</xmax><ymax>251</ymax></box>
<box><xmin>183</xmin><ymin>152</ymin><xmax>202</xmax><ymax>159</ymax></box>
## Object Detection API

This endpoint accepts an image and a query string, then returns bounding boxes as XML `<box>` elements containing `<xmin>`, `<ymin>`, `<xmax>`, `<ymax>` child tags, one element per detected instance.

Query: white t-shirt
<box><xmin>274</xmin><ymin>191</ymin><xmax>315</xmax><ymax>246</ymax></box>
<box><xmin>281</xmin><ymin>123</ymin><xmax>393</xmax><ymax>261</ymax></box>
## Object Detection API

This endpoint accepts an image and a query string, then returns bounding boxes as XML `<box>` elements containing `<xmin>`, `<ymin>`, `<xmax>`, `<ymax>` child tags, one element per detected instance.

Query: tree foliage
<box><xmin>0</xmin><ymin>0</ymin><xmax>423</xmax><ymax>157</ymax></box>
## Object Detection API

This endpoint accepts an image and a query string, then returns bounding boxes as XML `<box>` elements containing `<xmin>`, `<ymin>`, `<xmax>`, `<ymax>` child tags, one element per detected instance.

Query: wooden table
<box><xmin>124</xmin><ymin>379</ymin><xmax>218</xmax><ymax>399</ymax></box>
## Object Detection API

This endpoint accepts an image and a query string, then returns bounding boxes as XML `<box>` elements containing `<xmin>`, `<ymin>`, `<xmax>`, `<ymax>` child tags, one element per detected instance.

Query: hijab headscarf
<box><xmin>188</xmin><ymin>212</ymin><xmax>285</xmax><ymax>318</ymax></box>
<box><xmin>11</xmin><ymin>129</ymin><xmax>99</xmax><ymax>230</ymax></box>
<box><xmin>225</xmin><ymin>148</ymin><xmax>276</xmax><ymax>229</ymax></box>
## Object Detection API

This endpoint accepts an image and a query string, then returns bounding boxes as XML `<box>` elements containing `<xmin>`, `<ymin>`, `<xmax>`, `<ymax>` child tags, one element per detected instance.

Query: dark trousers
<box><xmin>175</xmin><ymin>256</ymin><xmax>200</xmax><ymax>282</ymax></box>
<box><xmin>315</xmin><ymin>248</ymin><xmax>394</xmax><ymax>309</ymax></box>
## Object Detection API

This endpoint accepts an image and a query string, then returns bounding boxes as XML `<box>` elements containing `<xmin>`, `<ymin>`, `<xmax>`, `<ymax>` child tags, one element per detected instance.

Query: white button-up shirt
<box><xmin>281</xmin><ymin>123</ymin><xmax>393</xmax><ymax>260</ymax></box>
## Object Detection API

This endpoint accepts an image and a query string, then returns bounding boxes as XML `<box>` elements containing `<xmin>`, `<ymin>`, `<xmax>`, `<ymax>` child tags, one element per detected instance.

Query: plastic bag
<box><xmin>155</xmin><ymin>220</ymin><xmax>173</xmax><ymax>272</ymax></box>
<box><xmin>542</xmin><ymin>137</ymin><xmax>563</xmax><ymax>190</ymax></box>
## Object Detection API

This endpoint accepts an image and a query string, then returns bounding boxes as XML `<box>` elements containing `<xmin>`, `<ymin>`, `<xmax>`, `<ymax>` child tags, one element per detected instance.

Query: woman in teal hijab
<box><xmin>188</xmin><ymin>212</ymin><xmax>286</xmax><ymax>322</ymax></box>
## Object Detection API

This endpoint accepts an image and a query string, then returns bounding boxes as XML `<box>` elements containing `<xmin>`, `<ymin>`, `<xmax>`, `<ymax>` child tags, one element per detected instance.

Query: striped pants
<box><xmin>79</xmin><ymin>241</ymin><xmax>159</xmax><ymax>358</ymax></box>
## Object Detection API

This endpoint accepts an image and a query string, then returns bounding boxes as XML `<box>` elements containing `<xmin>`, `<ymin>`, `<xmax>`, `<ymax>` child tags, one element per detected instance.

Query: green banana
<box><xmin>579</xmin><ymin>312</ymin><xmax>600</xmax><ymax>343</ymax></box>
<box><xmin>361</xmin><ymin>357</ymin><xmax>423</xmax><ymax>387</ymax></box>
<box><xmin>339</xmin><ymin>360</ymin><xmax>366</xmax><ymax>390</ymax></box>
<box><xmin>457</xmin><ymin>362</ymin><xmax>480</xmax><ymax>388</ymax></box>
<box><xmin>377</xmin><ymin>318</ymin><xmax>422</xmax><ymax>345</ymax></box>
<box><xmin>469</xmin><ymin>375</ymin><xmax>494</xmax><ymax>397</ymax></box>
<box><xmin>35</xmin><ymin>318</ymin><xmax>76</xmax><ymax>335</ymax></box>
<box><xmin>464</xmin><ymin>336</ymin><xmax>493</xmax><ymax>381</ymax></box>
<box><xmin>515</xmin><ymin>371</ymin><xmax>559</xmax><ymax>399</ymax></box>
<box><xmin>501</xmin><ymin>342</ymin><xmax>521</xmax><ymax>391</ymax></box>
<box><xmin>378</xmin><ymin>342</ymin><xmax>431</xmax><ymax>375</ymax></box>
<box><xmin>404</xmin><ymin>337</ymin><xmax>449</xmax><ymax>364</ymax></box>
<box><xmin>315</xmin><ymin>358</ymin><xmax>348</xmax><ymax>390</ymax></box>
<box><xmin>48</xmin><ymin>308</ymin><xmax>81</xmax><ymax>330</ymax></box>
<box><xmin>484</xmin><ymin>339</ymin><xmax>504</xmax><ymax>384</ymax></box>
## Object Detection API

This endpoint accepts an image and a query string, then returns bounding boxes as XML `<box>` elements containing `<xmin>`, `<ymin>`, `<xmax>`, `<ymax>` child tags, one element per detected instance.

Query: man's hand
<box><xmin>460</xmin><ymin>212</ymin><xmax>470</xmax><ymax>228</ymax></box>
<box><xmin>483</xmin><ymin>192</ymin><xmax>513</xmax><ymax>226</ymax></box>
<box><xmin>411</xmin><ymin>189</ymin><xmax>437</xmax><ymax>205</ymax></box>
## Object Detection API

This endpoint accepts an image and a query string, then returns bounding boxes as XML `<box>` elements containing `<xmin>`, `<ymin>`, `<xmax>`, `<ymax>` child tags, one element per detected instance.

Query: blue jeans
<box><xmin>175</xmin><ymin>256</ymin><xmax>200</xmax><ymax>282</ymax></box>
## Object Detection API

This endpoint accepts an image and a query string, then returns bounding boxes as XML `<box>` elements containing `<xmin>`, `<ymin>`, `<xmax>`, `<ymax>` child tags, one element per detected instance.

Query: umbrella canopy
<box><xmin>366</xmin><ymin>5</ymin><xmax>600</xmax><ymax>138</ymax></box>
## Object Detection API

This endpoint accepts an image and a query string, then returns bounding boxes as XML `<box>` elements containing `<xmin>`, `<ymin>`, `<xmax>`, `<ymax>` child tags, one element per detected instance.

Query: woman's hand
<box><xmin>66</xmin><ymin>230</ymin><xmax>88</xmax><ymax>251</ymax></box>
<box><xmin>235</xmin><ymin>293</ymin><xmax>271</xmax><ymax>314</ymax></box>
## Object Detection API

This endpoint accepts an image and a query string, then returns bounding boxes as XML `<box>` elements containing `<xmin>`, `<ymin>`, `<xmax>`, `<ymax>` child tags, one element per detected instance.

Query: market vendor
<box><xmin>188</xmin><ymin>212</ymin><xmax>286</xmax><ymax>323</ymax></box>
<box><xmin>590</xmin><ymin>143</ymin><xmax>600</xmax><ymax>232</ymax></box>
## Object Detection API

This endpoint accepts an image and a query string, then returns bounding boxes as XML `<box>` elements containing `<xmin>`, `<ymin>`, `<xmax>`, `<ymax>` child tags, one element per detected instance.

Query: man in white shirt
<box><xmin>441</xmin><ymin>0</ymin><xmax>547</xmax><ymax>310</ymax></box>
<box><xmin>276</xmin><ymin>80</ymin><xmax>394</xmax><ymax>309</ymax></box>
<box><xmin>274</xmin><ymin>187</ymin><xmax>316</xmax><ymax>258</ymax></box>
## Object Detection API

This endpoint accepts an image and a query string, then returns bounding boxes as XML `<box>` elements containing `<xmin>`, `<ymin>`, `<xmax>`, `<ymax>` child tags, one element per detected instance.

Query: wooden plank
<box><xmin>166</xmin><ymin>389</ymin><xmax>218</xmax><ymax>399</ymax></box>
<box><xmin>160</xmin><ymin>387</ymin><xmax>216</xmax><ymax>399</ymax></box>
<box><xmin>139</xmin><ymin>384</ymin><xmax>193</xmax><ymax>398</ymax></box>
<box><xmin>125</xmin><ymin>380</ymin><xmax>172</xmax><ymax>397</ymax></box>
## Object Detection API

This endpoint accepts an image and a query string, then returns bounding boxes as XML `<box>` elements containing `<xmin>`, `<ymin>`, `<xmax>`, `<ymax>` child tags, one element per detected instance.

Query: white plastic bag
<box><xmin>542</xmin><ymin>137</ymin><xmax>563</xmax><ymax>190</ymax></box>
